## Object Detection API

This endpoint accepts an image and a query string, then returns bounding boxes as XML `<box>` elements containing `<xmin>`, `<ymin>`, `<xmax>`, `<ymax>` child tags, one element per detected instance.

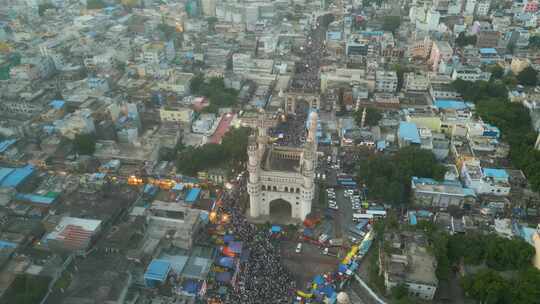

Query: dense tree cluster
<box><xmin>451</xmin><ymin>78</ymin><xmax>540</xmax><ymax>192</ymax></box>
<box><xmin>73</xmin><ymin>133</ymin><xmax>96</xmax><ymax>155</ymax></box>
<box><xmin>190</xmin><ymin>75</ymin><xmax>239</xmax><ymax>113</ymax></box>
<box><xmin>517</xmin><ymin>66</ymin><xmax>539</xmax><ymax>86</ymax></box>
<box><xmin>461</xmin><ymin>267</ymin><xmax>540</xmax><ymax>304</ymax></box>
<box><xmin>86</xmin><ymin>0</ymin><xmax>105</xmax><ymax>10</ymax></box>
<box><xmin>353</xmin><ymin>107</ymin><xmax>382</xmax><ymax>127</ymax></box>
<box><xmin>455</xmin><ymin>32</ymin><xmax>477</xmax><ymax>47</ymax></box>
<box><xmin>176</xmin><ymin>127</ymin><xmax>250</xmax><ymax>175</ymax></box>
<box><xmin>356</xmin><ymin>146</ymin><xmax>446</xmax><ymax>205</ymax></box>
<box><xmin>0</xmin><ymin>275</ymin><xmax>50</xmax><ymax>304</ymax></box>
<box><xmin>382</xmin><ymin>16</ymin><xmax>401</xmax><ymax>33</ymax></box>
<box><xmin>447</xmin><ymin>233</ymin><xmax>535</xmax><ymax>270</ymax></box>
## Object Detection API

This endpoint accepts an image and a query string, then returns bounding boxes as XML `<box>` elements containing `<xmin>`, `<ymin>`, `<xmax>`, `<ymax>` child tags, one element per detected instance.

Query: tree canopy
<box><xmin>0</xmin><ymin>275</ymin><xmax>50</xmax><ymax>304</ymax></box>
<box><xmin>353</xmin><ymin>107</ymin><xmax>382</xmax><ymax>127</ymax></box>
<box><xmin>489</xmin><ymin>65</ymin><xmax>505</xmax><ymax>80</ymax></box>
<box><xmin>461</xmin><ymin>267</ymin><xmax>540</xmax><ymax>304</ymax></box>
<box><xmin>73</xmin><ymin>133</ymin><xmax>96</xmax><ymax>155</ymax></box>
<box><xmin>447</xmin><ymin>233</ymin><xmax>535</xmax><ymax>270</ymax></box>
<box><xmin>176</xmin><ymin>127</ymin><xmax>250</xmax><ymax>175</ymax></box>
<box><xmin>190</xmin><ymin>75</ymin><xmax>239</xmax><ymax>113</ymax></box>
<box><xmin>382</xmin><ymin>16</ymin><xmax>401</xmax><ymax>33</ymax></box>
<box><xmin>517</xmin><ymin>66</ymin><xmax>538</xmax><ymax>86</ymax></box>
<box><xmin>455</xmin><ymin>32</ymin><xmax>477</xmax><ymax>47</ymax></box>
<box><xmin>356</xmin><ymin>146</ymin><xmax>446</xmax><ymax>205</ymax></box>
<box><xmin>86</xmin><ymin>0</ymin><xmax>105</xmax><ymax>10</ymax></box>
<box><xmin>529</xmin><ymin>35</ymin><xmax>540</xmax><ymax>49</ymax></box>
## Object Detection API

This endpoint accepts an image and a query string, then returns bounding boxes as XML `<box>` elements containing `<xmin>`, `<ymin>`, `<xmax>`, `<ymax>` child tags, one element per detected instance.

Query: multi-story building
<box><xmin>476</xmin><ymin>30</ymin><xmax>500</xmax><ymax>48</ymax></box>
<box><xmin>523</xmin><ymin>0</ymin><xmax>539</xmax><ymax>13</ymax></box>
<box><xmin>159</xmin><ymin>106</ymin><xmax>193</xmax><ymax>125</ymax></box>
<box><xmin>461</xmin><ymin>161</ymin><xmax>511</xmax><ymax>196</ymax></box>
<box><xmin>142</xmin><ymin>43</ymin><xmax>165</xmax><ymax>65</ymax></box>
<box><xmin>404</xmin><ymin>72</ymin><xmax>430</xmax><ymax>92</ymax></box>
<box><xmin>476</xmin><ymin>0</ymin><xmax>491</xmax><ymax>16</ymax></box>
<box><xmin>380</xmin><ymin>232</ymin><xmax>439</xmax><ymax>300</ymax></box>
<box><xmin>411</xmin><ymin>177</ymin><xmax>476</xmax><ymax>208</ymax></box>
<box><xmin>375</xmin><ymin>70</ymin><xmax>398</xmax><ymax>93</ymax></box>
<box><xmin>464</xmin><ymin>0</ymin><xmax>477</xmax><ymax>15</ymax></box>
<box><xmin>429</xmin><ymin>41</ymin><xmax>453</xmax><ymax>72</ymax></box>
<box><xmin>451</xmin><ymin>66</ymin><xmax>491</xmax><ymax>81</ymax></box>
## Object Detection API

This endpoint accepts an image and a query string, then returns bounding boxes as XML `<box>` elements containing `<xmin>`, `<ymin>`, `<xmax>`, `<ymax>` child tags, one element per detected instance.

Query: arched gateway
<box><xmin>247</xmin><ymin>111</ymin><xmax>318</xmax><ymax>221</ymax></box>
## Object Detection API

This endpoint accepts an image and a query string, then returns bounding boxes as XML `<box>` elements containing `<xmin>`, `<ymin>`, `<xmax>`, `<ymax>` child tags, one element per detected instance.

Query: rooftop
<box><xmin>398</xmin><ymin>122</ymin><xmax>421</xmax><ymax>144</ymax></box>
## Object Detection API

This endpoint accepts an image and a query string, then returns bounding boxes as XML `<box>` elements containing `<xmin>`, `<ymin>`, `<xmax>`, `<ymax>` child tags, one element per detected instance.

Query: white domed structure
<box><xmin>336</xmin><ymin>291</ymin><xmax>350</xmax><ymax>304</ymax></box>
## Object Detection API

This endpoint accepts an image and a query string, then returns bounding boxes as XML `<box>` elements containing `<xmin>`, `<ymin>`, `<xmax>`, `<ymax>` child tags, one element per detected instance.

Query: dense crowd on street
<box><xmin>216</xmin><ymin>177</ymin><xmax>296</xmax><ymax>303</ymax></box>
<box><xmin>269</xmin><ymin>113</ymin><xmax>308</xmax><ymax>147</ymax></box>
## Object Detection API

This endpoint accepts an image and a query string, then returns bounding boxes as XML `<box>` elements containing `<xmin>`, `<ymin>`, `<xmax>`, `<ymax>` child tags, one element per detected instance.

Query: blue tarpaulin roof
<box><xmin>0</xmin><ymin>240</ymin><xmax>17</xmax><ymax>249</ymax></box>
<box><xmin>144</xmin><ymin>260</ymin><xmax>171</xmax><ymax>283</ymax></box>
<box><xmin>0</xmin><ymin>165</ymin><xmax>34</xmax><ymax>188</ymax></box>
<box><xmin>228</xmin><ymin>241</ymin><xmax>243</xmax><ymax>254</ymax></box>
<box><xmin>479</xmin><ymin>48</ymin><xmax>497</xmax><ymax>54</ymax></box>
<box><xmin>215</xmin><ymin>272</ymin><xmax>232</xmax><ymax>283</ymax></box>
<box><xmin>271</xmin><ymin>225</ymin><xmax>282</xmax><ymax>233</ymax></box>
<box><xmin>409</xmin><ymin>212</ymin><xmax>417</xmax><ymax>225</ymax></box>
<box><xmin>15</xmin><ymin>193</ymin><xmax>56</xmax><ymax>205</ymax></box>
<box><xmin>49</xmin><ymin>100</ymin><xmax>65</xmax><ymax>110</ymax></box>
<box><xmin>483</xmin><ymin>168</ymin><xmax>508</xmax><ymax>180</ymax></box>
<box><xmin>218</xmin><ymin>256</ymin><xmax>235</xmax><ymax>268</ymax></box>
<box><xmin>434</xmin><ymin>99</ymin><xmax>469</xmax><ymax>110</ymax></box>
<box><xmin>183</xmin><ymin>280</ymin><xmax>199</xmax><ymax>294</ymax></box>
<box><xmin>185</xmin><ymin>188</ymin><xmax>201</xmax><ymax>203</ymax></box>
<box><xmin>398</xmin><ymin>122</ymin><xmax>421</xmax><ymax>144</ymax></box>
<box><xmin>313</xmin><ymin>275</ymin><xmax>324</xmax><ymax>285</ymax></box>
<box><xmin>338</xmin><ymin>264</ymin><xmax>348</xmax><ymax>272</ymax></box>
<box><xmin>223</xmin><ymin>234</ymin><xmax>234</xmax><ymax>243</ymax></box>
<box><xmin>0</xmin><ymin>139</ymin><xmax>17</xmax><ymax>153</ymax></box>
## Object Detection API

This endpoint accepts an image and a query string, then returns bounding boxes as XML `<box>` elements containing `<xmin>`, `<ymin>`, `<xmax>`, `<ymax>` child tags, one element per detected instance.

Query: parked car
<box><xmin>296</xmin><ymin>243</ymin><xmax>302</xmax><ymax>253</ymax></box>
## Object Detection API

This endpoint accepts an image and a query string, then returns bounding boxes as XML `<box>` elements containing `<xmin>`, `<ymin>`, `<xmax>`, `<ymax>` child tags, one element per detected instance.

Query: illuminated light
<box><xmin>222</xmin><ymin>214</ymin><xmax>229</xmax><ymax>222</ymax></box>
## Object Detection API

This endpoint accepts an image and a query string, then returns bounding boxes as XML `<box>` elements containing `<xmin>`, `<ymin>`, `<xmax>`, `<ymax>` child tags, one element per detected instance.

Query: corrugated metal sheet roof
<box><xmin>0</xmin><ymin>165</ymin><xmax>34</xmax><ymax>188</ymax></box>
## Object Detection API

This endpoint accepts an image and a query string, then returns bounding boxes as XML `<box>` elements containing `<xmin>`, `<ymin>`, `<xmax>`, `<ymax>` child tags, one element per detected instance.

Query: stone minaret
<box><xmin>247</xmin><ymin>134</ymin><xmax>261</xmax><ymax>218</ymax></box>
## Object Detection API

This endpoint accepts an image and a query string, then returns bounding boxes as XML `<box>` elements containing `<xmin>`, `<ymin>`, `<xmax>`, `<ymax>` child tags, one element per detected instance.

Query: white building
<box><xmin>476</xmin><ymin>1</ymin><xmax>491</xmax><ymax>16</ymax></box>
<box><xmin>451</xmin><ymin>67</ymin><xmax>491</xmax><ymax>82</ymax></box>
<box><xmin>160</xmin><ymin>107</ymin><xmax>193</xmax><ymax>125</ymax></box>
<box><xmin>375</xmin><ymin>70</ymin><xmax>398</xmax><ymax>93</ymax></box>
<box><xmin>382</xmin><ymin>233</ymin><xmax>438</xmax><ymax>300</ymax></box>
<box><xmin>404</xmin><ymin>72</ymin><xmax>430</xmax><ymax>92</ymax></box>
<box><xmin>201</xmin><ymin>0</ymin><xmax>217</xmax><ymax>16</ymax></box>
<box><xmin>247</xmin><ymin>112</ymin><xmax>317</xmax><ymax>221</ymax></box>
<box><xmin>464</xmin><ymin>0</ymin><xmax>477</xmax><ymax>15</ymax></box>
<box><xmin>461</xmin><ymin>161</ymin><xmax>511</xmax><ymax>196</ymax></box>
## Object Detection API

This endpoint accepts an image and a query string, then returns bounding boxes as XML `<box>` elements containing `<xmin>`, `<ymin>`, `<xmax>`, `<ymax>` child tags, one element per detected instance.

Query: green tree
<box><xmin>382</xmin><ymin>16</ymin><xmax>401</xmax><ymax>33</ymax></box>
<box><xmin>221</xmin><ymin>127</ymin><xmax>250</xmax><ymax>163</ymax></box>
<box><xmin>353</xmin><ymin>107</ymin><xmax>383</xmax><ymax>127</ymax></box>
<box><xmin>517</xmin><ymin>66</ymin><xmax>538</xmax><ymax>86</ymax></box>
<box><xmin>529</xmin><ymin>35</ymin><xmax>540</xmax><ymax>49</ymax></box>
<box><xmin>73</xmin><ymin>133</ymin><xmax>96</xmax><ymax>155</ymax></box>
<box><xmin>207</xmin><ymin>17</ymin><xmax>218</xmax><ymax>33</ymax></box>
<box><xmin>86</xmin><ymin>0</ymin><xmax>105</xmax><ymax>9</ymax></box>
<box><xmin>461</xmin><ymin>269</ymin><xmax>510</xmax><ymax>304</ymax></box>
<box><xmin>0</xmin><ymin>275</ymin><xmax>50</xmax><ymax>304</ymax></box>
<box><xmin>357</xmin><ymin>146</ymin><xmax>445</xmax><ymax>205</ymax></box>
<box><xmin>38</xmin><ymin>2</ymin><xmax>55</xmax><ymax>16</ymax></box>
<box><xmin>455</xmin><ymin>32</ymin><xmax>477</xmax><ymax>47</ymax></box>
<box><xmin>489</xmin><ymin>65</ymin><xmax>505</xmax><ymax>80</ymax></box>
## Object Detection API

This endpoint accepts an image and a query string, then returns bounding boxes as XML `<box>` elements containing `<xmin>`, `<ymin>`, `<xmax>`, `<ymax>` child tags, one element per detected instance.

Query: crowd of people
<box><xmin>290</xmin><ymin>24</ymin><xmax>325</xmax><ymax>92</ymax></box>
<box><xmin>269</xmin><ymin>113</ymin><xmax>308</xmax><ymax>147</ymax></box>
<box><xmin>217</xmin><ymin>176</ymin><xmax>296</xmax><ymax>303</ymax></box>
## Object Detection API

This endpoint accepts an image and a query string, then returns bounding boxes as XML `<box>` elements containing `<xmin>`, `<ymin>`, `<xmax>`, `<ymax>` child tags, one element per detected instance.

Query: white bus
<box><xmin>353</xmin><ymin>213</ymin><xmax>373</xmax><ymax>222</ymax></box>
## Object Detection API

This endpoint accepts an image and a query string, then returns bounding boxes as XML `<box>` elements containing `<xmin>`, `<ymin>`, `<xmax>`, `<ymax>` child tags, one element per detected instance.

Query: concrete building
<box><xmin>375</xmin><ymin>70</ymin><xmax>398</xmax><ymax>93</ymax></box>
<box><xmin>159</xmin><ymin>107</ymin><xmax>193</xmax><ymax>125</ymax></box>
<box><xmin>247</xmin><ymin>111</ymin><xmax>317</xmax><ymax>221</ymax></box>
<box><xmin>451</xmin><ymin>66</ymin><xmax>491</xmax><ymax>81</ymax></box>
<box><xmin>321</xmin><ymin>68</ymin><xmax>365</xmax><ymax>93</ymax></box>
<box><xmin>404</xmin><ymin>72</ymin><xmax>430</xmax><ymax>92</ymax></box>
<box><xmin>146</xmin><ymin>201</ymin><xmax>205</xmax><ymax>250</ymax></box>
<box><xmin>429</xmin><ymin>41</ymin><xmax>453</xmax><ymax>72</ymax></box>
<box><xmin>475</xmin><ymin>0</ymin><xmax>490</xmax><ymax>16</ymax></box>
<box><xmin>461</xmin><ymin>162</ymin><xmax>511</xmax><ymax>196</ymax></box>
<box><xmin>476</xmin><ymin>31</ymin><xmax>500</xmax><ymax>48</ymax></box>
<box><xmin>201</xmin><ymin>0</ymin><xmax>217</xmax><ymax>16</ymax></box>
<box><xmin>411</xmin><ymin>177</ymin><xmax>476</xmax><ymax>208</ymax></box>
<box><xmin>380</xmin><ymin>232</ymin><xmax>438</xmax><ymax>300</ymax></box>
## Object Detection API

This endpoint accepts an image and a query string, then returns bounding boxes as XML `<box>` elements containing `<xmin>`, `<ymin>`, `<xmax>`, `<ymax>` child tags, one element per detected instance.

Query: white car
<box><xmin>328</xmin><ymin>204</ymin><xmax>339</xmax><ymax>210</ymax></box>
<box><xmin>295</xmin><ymin>243</ymin><xmax>302</xmax><ymax>253</ymax></box>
